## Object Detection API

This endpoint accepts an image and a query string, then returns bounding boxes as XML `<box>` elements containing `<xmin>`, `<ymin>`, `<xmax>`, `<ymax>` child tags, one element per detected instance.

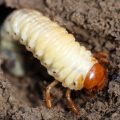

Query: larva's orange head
<box><xmin>84</xmin><ymin>63</ymin><xmax>106</xmax><ymax>90</ymax></box>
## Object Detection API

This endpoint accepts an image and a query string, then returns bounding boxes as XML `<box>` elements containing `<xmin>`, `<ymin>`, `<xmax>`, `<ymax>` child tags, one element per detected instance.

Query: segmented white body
<box><xmin>1</xmin><ymin>9</ymin><xmax>98</xmax><ymax>90</ymax></box>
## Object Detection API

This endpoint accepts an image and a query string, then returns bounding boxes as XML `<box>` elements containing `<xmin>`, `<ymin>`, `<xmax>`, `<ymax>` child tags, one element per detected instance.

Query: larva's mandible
<box><xmin>1</xmin><ymin>9</ymin><xmax>106</xmax><ymax>113</ymax></box>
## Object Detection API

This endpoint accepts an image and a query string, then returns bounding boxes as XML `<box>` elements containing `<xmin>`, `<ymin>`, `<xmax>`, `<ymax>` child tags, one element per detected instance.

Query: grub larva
<box><xmin>0</xmin><ymin>9</ymin><xmax>106</xmax><ymax>114</ymax></box>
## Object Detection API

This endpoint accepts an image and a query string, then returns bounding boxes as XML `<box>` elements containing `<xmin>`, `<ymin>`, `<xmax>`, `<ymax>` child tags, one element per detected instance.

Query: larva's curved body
<box><xmin>1</xmin><ymin>9</ymin><xmax>105</xmax><ymax>91</ymax></box>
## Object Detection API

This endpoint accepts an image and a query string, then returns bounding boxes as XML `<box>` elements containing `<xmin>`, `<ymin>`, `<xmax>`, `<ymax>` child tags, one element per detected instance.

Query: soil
<box><xmin>0</xmin><ymin>0</ymin><xmax>120</xmax><ymax>120</ymax></box>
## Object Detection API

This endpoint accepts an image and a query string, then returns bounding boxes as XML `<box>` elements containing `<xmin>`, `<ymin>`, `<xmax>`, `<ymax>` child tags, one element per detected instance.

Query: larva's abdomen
<box><xmin>1</xmin><ymin>9</ymin><xmax>98</xmax><ymax>90</ymax></box>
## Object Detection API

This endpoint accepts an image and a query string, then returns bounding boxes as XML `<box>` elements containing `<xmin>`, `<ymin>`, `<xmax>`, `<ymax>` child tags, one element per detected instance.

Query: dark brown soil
<box><xmin>0</xmin><ymin>0</ymin><xmax>120</xmax><ymax>120</ymax></box>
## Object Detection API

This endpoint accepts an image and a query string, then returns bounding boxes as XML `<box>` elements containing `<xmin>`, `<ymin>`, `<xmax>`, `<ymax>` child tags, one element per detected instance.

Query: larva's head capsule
<box><xmin>84</xmin><ymin>63</ymin><xmax>106</xmax><ymax>90</ymax></box>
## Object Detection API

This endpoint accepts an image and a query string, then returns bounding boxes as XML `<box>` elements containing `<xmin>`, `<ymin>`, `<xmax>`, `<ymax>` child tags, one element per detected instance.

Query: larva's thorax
<box><xmin>1</xmin><ymin>9</ymin><xmax>99</xmax><ymax>90</ymax></box>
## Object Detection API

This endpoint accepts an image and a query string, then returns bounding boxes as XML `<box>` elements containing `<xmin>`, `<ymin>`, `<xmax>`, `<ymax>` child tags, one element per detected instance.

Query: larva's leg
<box><xmin>66</xmin><ymin>89</ymin><xmax>79</xmax><ymax>114</ymax></box>
<box><xmin>45</xmin><ymin>80</ymin><xmax>59</xmax><ymax>108</ymax></box>
<box><xmin>94</xmin><ymin>51</ymin><xmax>109</xmax><ymax>64</ymax></box>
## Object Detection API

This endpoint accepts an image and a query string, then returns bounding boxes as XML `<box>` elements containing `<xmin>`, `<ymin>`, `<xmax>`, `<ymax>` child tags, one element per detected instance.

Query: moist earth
<box><xmin>0</xmin><ymin>0</ymin><xmax>120</xmax><ymax>120</ymax></box>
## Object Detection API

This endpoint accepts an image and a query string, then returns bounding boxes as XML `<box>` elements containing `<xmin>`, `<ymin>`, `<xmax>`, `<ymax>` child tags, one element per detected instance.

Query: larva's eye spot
<box><xmin>53</xmin><ymin>71</ymin><xmax>56</xmax><ymax>74</ymax></box>
<box><xmin>34</xmin><ymin>54</ymin><xmax>39</xmax><ymax>58</ymax></box>
<box><xmin>14</xmin><ymin>32</ymin><xmax>17</xmax><ymax>36</ymax></box>
<box><xmin>44</xmin><ymin>63</ymin><xmax>47</xmax><ymax>65</ymax></box>
<box><xmin>73</xmin><ymin>82</ymin><xmax>76</xmax><ymax>86</ymax></box>
<box><xmin>26</xmin><ymin>46</ymin><xmax>32</xmax><ymax>51</ymax></box>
